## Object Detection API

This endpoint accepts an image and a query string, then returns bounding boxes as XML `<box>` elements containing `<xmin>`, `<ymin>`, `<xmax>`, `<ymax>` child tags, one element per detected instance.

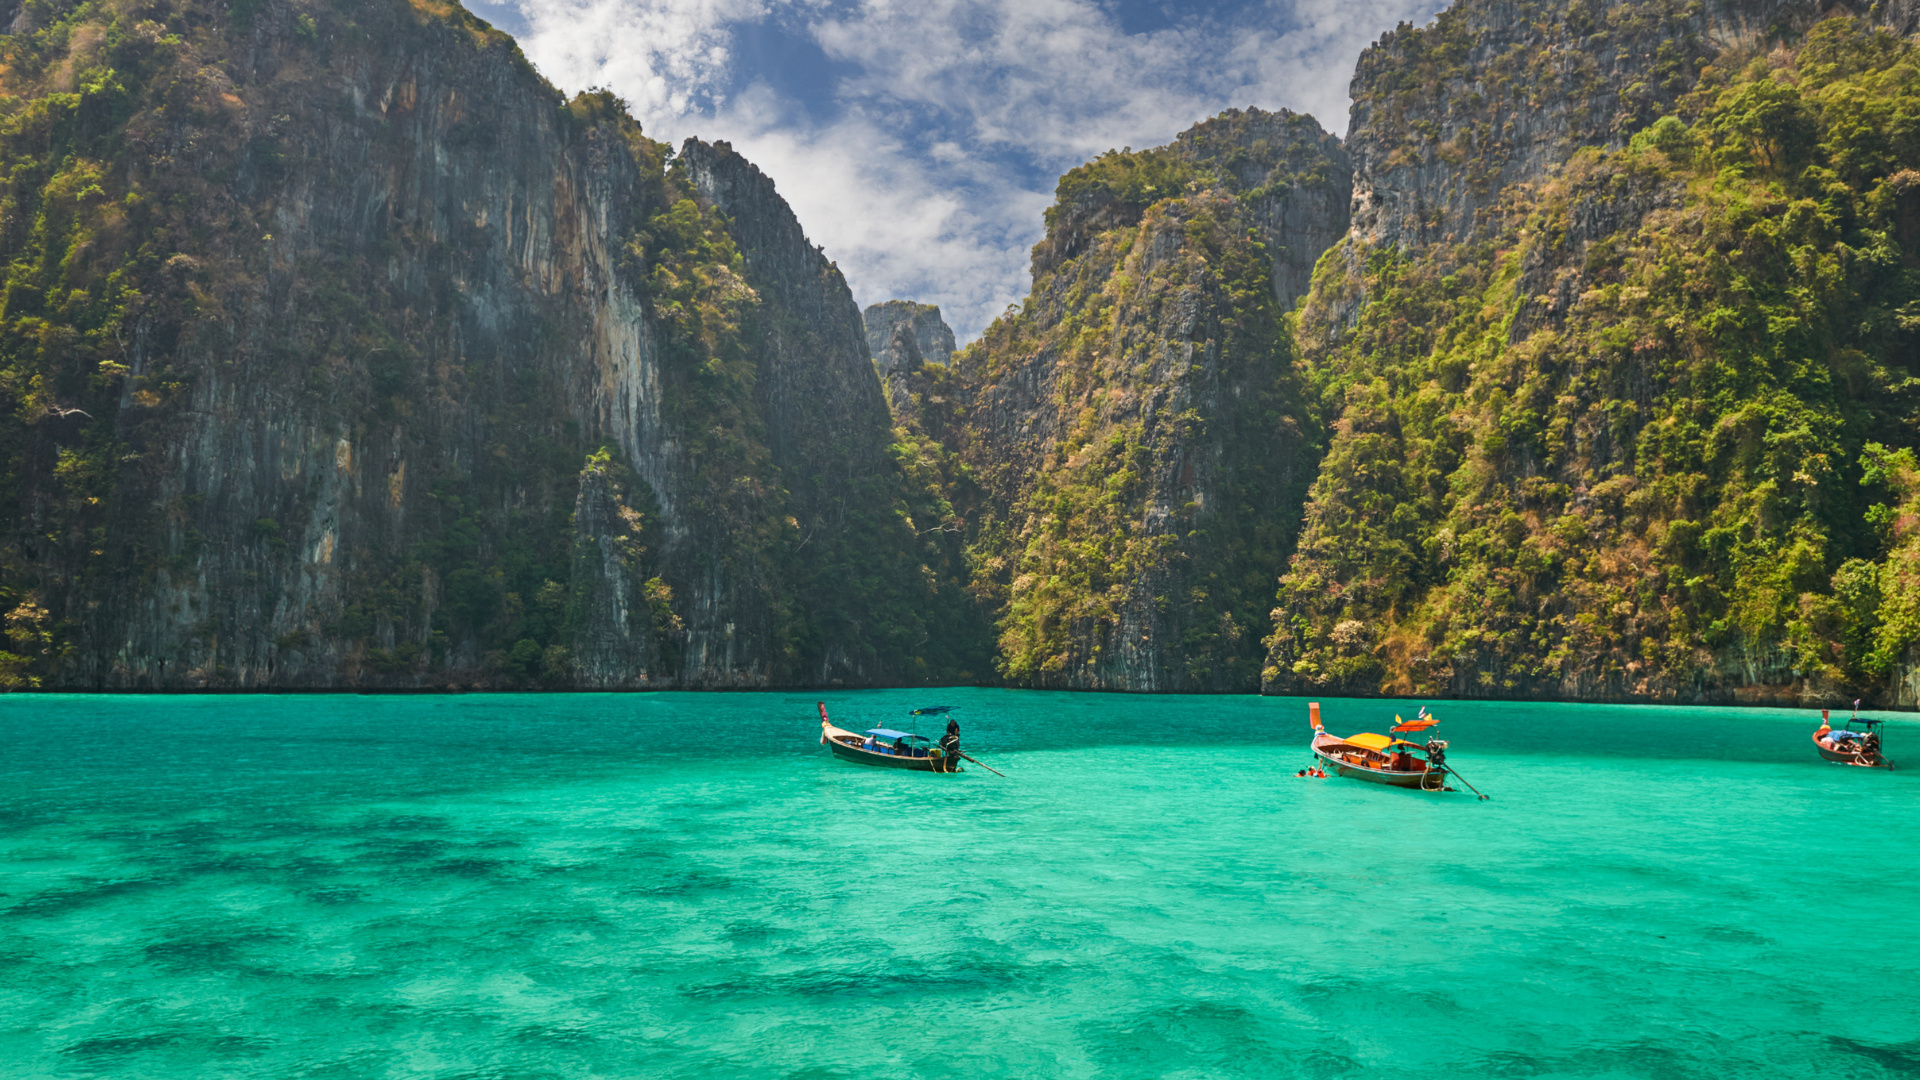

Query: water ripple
<box><xmin>0</xmin><ymin>690</ymin><xmax>1913</xmax><ymax>1078</ymax></box>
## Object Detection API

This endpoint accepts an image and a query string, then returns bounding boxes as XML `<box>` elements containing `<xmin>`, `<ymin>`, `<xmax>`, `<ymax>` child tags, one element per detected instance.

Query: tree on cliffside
<box><xmin>0</xmin><ymin>0</ymin><xmax>974</xmax><ymax>690</ymax></box>
<box><xmin>1268</xmin><ymin>17</ymin><xmax>1920</xmax><ymax>706</ymax></box>
<box><xmin>918</xmin><ymin>110</ymin><xmax>1342</xmax><ymax>692</ymax></box>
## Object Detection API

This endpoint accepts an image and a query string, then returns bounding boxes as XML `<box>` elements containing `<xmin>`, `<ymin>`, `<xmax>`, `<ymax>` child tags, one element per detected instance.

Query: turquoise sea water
<box><xmin>1</xmin><ymin>691</ymin><xmax>1916</xmax><ymax>1079</ymax></box>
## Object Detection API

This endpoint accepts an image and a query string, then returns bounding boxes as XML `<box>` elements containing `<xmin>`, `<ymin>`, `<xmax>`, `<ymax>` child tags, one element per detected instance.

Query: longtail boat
<box><xmin>818</xmin><ymin>702</ymin><xmax>962</xmax><ymax>773</ymax></box>
<box><xmin>1308</xmin><ymin>701</ymin><xmax>1455</xmax><ymax>792</ymax></box>
<box><xmin>1813</xmin><ymin>705</ymin><xmax>1894</xmax><ymax>769</ymax></box>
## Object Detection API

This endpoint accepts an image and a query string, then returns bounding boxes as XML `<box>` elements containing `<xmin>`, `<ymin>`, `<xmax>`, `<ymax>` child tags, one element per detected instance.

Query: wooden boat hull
<box><xmin>1311</xmin><ymin>733</ymin><xmax>1443</xmax><ymax>790</ymax></box>
<box><xmin>821</xmin><ymin>719</ymin><xmax>961</xmax><ymax>772</ymax></box>
<box><xmin>827</xmin><ymin>738</ymin><xmax>958</xmax><ymax>771</ymax></box>
<box><xmin>1813</xmin><ymin>733</ymin><xmax>1891</xmax><ymax>769</ymax></box>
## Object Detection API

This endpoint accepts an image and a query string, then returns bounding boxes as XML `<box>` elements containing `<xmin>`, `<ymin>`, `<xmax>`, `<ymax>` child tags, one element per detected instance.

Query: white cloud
<box><xmin>715</xmin><ymin>87</ymin><xmax>1048</xmax><ymax>332</ymax></box>
<box><xmin>511</xmin><ymin>0</ymin><xmax>770</xmax><ymax>120</ymax></box>
<box><xmin>501</xmin><ymin>0</ymin><xmax>1450</xmax><ymax>339</ymax></box>
<box><xmin>814</xmin><ymin>1</ymin><xmax>1225</xmax><ymax>167</ymax></box>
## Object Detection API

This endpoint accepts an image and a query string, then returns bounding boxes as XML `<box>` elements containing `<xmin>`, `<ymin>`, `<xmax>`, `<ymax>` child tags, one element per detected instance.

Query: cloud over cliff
<box><xmin>468</xmin><ymin>0</ymin><xmax>1446</xmax><ymax>339</ymax></box>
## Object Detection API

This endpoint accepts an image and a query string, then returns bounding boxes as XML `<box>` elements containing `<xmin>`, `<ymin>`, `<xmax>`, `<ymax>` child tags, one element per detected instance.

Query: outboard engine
<box><xmin>1425</xmin><ymin>738</ymin><xmax>1448</xmax><ymax>769</ymax></box>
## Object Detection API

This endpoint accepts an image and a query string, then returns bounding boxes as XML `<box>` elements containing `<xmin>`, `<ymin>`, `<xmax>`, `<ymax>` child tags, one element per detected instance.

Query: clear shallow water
<box><xmin>1</xmin><ymin>691</ymin><xmax>1916</xmax><ymax>1080</ymax></box>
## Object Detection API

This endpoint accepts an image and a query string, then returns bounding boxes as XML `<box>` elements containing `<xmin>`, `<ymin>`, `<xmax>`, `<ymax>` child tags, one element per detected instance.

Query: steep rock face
<box><xmin>865</xmin><ymin>301</ymin><xmax>955</xmax><ymax>368</ymax></box>
<box><xmin>1345</xmin><ymin>0</ymin><xmax>1801</xmax><ymax>250</ymax></box>
<box><xmin>1266</xmin><ymin>16</ymin><xmax>1920</xmax><ymax>707</ymax></box>
<box><xmin>863</xmin><ymin>300</ymin><xmax>954</xmax><ymax>416</ymax></box>
<box><xmin>921</xmin><ymin>109</ymin><xmax>1341</xmax><ymax>691</ymax></box>
<box><xmin>679</xmin><ymin>139</ymin><xmax>892</xmax><ymax>492</ymax></box>
<box><xmin>1170</xmin><ymin>108</ymin><xmax>1352</xmax><ymax>310</ymax></box>
<box><xmin>673</xmin><ymin>139</ymin><xmax>932</xmax><ymax>684</ymax></box>
<box><xmin>1032</xmin><ymin>108</ymin><xmax>1351</xmax><ymax>312</ymax></box>
<box><xmin>0</xmin><ymin>0</ymin><xmax>948</xmax><ymax>688</ymax></box>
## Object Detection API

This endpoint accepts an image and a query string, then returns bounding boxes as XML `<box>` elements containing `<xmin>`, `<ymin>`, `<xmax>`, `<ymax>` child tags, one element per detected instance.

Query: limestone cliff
<box><xmin>1345</xmin><ymin>0</ymin><xmax>1800</xmax><ymax>250</ymax></box>
<box><xmin>1168</xmin><ymin>108</ymin><xmax>1351</xmax><ymax>310</ymax></box>
<box><xmin>910</xmin><ymin>108</ymin><xmax>1344</xmax><ymax>691</ymax></box>
<box><xmin>863</xmin><ymin>300</ymin><xmax>954</xmax><ymax>417</ymax></box>
<box><xmin>13</xmin><ymin>0</ymin><xmax>1920</xmax><ymax>707</ymax></box>
<box><xmin>1267</xmin><ymin>12</ymin><xmax>1920</xmax><ymax>707</ymax></box>
<box><xmin>0</xmin><ymin>0</ymin><xmax>955</xmax><ymax>688</ymax></box>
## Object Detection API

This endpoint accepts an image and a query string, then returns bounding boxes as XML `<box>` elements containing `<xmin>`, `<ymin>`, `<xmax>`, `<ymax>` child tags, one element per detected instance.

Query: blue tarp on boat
<box><xmin>864</xmin><ymin>729</ymin><xmax>927</xmax><ymax>741</ymax></box>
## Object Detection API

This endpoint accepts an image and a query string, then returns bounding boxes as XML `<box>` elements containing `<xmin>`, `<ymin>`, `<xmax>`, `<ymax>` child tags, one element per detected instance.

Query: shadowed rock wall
<box><xmin>0</xmin><ymin>0</ymin><xmax>947</xmax><ymax>689</ymax></box>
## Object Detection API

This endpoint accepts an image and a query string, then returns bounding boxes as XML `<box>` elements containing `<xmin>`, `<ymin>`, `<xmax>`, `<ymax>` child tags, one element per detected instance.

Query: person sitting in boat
<box><xmin>1860</xmin><ymin>732</ymin><xmax>1882</xmax><ymax>762</ymax></box>
<box><xmin>863</xmin><ymin>734</ymin><xmax>879</xmax><ymax>751</ymax></box>
<box><xmin>893</xmin><ymin>735</ymin><xmax>914</xmax><ymax>757</ymax></box>
<box><xmin>938</xmin><ymin>720</ymin><xmax>960</xmax><ymax>772</ymax></box>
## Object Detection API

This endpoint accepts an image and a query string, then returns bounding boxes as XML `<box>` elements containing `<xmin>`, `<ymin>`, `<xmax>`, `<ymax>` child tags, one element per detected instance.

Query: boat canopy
<box><xmin>864</xmin><ymin>729</ymin><xmax>929</xmax><ymax>741</ymax></box>
<box><xmin>1345</xmin><ymin>733</ymin><xmax>1427</xmax><ymax>751</ymax></box>
<box><xmin>1829</xmin><ymin>730</ymin><xmax>1870</xmax><ymax>740</ymax></box>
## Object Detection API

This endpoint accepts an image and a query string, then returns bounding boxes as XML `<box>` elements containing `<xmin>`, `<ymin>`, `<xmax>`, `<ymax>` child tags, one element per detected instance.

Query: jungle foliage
<box><xmin>1267</xmin><ymin>17</ymin><xmax>1920</xmax><ymax>702</ymax></box>
<box><xmin>0</xmin><ymin>0</ymin><xmax>212</xmax><ymax>685</ymax></box>
<box><xmin>0</xmin><ymin>0</ymin><xmax>977</xmax><ymax>688</ymax></box>
<box><xmin>0</xmin><ymin>0</ymin><xmax>599</xmax><ymax>687</ymax></box>
<box><xmin>947</xmin><ymin>152</ymin><xmax>1318</xmax><ymax>689</ymax></box>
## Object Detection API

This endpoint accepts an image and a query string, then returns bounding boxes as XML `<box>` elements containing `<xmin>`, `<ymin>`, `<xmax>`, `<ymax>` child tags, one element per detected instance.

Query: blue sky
<box><xmin>461</xmin><ymin>0</ymin><xmax>1450</xmax><ymax>340</ymax></box>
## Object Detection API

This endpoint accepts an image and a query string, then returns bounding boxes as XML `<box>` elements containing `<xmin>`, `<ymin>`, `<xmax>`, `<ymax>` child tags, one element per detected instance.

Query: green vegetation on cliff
<box><xmin>10</xmin><ymin>0</ymin><xmax>1920</xmax><ymax>703</ymax></box>
<box><xmin>0</xmin><ymin>0</ymin><xmax>978</xmax><ymax>689</ymax></box>
<box><xmin>930</xmin><ymin>117</ymin><xmax>1328</xmax><ymax>691</ymax></box>
<box><xmin>0</xmin><ymin>0</ymin><xmax>638</xmax><ymax>688</ymax></box>
<box><xmin>1268</xmin><ymin>17</ymin><xmax>1920</xmax><ymax>703</ymax></box>
<box><xmin>0</xmin><ymin>0</ymin><xmax>242</xmax><ymax>684</ymax></box>
<box><xmin>978</xmin><ymin>194</ymin><xmax>1306</xmax><ymax>687</ymax></box>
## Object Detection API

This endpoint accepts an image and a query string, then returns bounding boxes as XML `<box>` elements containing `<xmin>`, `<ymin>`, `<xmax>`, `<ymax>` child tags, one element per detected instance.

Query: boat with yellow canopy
<box><xmin>1308</xmin><ymin>702</ymin><xmax>1454</xmax><ymax>791</ymax></box>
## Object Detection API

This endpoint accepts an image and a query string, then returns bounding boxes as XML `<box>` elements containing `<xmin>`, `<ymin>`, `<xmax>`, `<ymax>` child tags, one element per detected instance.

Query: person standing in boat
<box><xmin>938</xmin><ymin>719</ymin><xmax>961</xmax><ymax>773</ymax></box>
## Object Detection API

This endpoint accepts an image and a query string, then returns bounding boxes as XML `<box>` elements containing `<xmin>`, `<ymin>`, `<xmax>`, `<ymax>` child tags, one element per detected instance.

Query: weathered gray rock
<box><xmin>863</xmin><ymin>301</ymin><xmax>954</xmax><ymax>416</ymax></box>
<box><xmin>0</xmin><ymin>0</ymin><xmax>937</xmax><ymax>689</ymax></box>
<box><xmin>1344</xmin><ymin>0</ymin><xmax>1808</xmax><ymax>250</ymax></box>
<box><xmin>1170</xmin><ymin>108</ymin><xmax>1352</xmax><ymax>310</ymax></box>
<box><xmin>925</xmin><ymin>109</ymin><xmax>1340</xmax><ymax>692</ymax></box>
<box><xmin>865</xmin><ymin>301</ymin><xmax>954</xmax><ymax>370</ymax></box>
